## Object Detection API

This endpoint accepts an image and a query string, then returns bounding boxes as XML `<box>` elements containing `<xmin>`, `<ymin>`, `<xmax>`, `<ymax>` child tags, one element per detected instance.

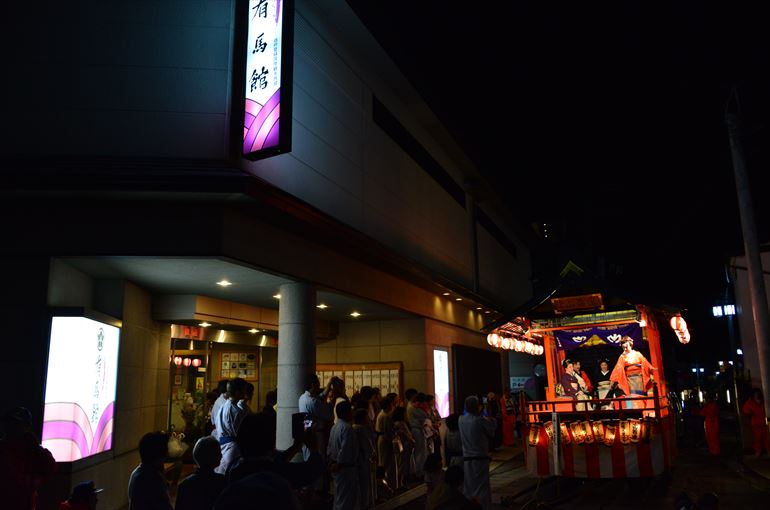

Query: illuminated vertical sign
<box><xmin>433</xmin><ymin>349</ymin><xmax>450</xmax><ymax>418</ymax></box>
<box><xmin>243</xmin><ymin>0</ymin><xmax>293</xmax><ymax>160</ymax></box>
<box><xmin>42</xmin><ymin>317</ymin><xmax>120</xmax><ymax>462</ymax></box>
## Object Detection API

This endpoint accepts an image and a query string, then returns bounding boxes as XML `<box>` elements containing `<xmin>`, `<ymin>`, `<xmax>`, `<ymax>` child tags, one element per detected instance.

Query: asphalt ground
<box><xmin>380</xmin><ymin>433</ymin><xmax>770</xmax><ymax>510</ymax></box>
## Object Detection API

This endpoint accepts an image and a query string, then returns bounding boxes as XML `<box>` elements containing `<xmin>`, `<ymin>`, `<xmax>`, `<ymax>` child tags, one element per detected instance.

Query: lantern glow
<box><xmin>603</xmin><ymin>424</ymin><xmax>617</xmax><ymax>446</ymax></box>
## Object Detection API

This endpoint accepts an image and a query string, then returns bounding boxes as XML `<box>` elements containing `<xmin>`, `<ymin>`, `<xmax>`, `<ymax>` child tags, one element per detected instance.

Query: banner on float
<box><xmin>554</xmin><ymin>323</ymin><xmax>642</xmax><ymax>350</ymax></box>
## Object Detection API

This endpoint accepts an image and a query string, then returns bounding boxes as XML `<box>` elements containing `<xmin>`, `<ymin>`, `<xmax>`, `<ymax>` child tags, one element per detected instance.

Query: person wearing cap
<box><xmin>0</xmin><ymin>406</ymin><xmax>57</xmax><ymax>510</ymax></box>
<box><xmin>175</xmin><ymin>436</ymin><xmax>226</xmax><ymax>510</ymax></box>
<box><xmin>458</xmin><ymin>395</ymin><xmax>496</xmax><ymax>510</ymax></box>
<box><xmin>59</xmin><ymin>481</ymin><xmax>103</xmax><ymax>510</ymax></box>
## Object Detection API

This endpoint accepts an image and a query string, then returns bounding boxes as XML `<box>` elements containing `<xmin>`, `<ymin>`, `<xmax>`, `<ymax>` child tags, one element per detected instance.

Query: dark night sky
<box><xmin>349</xmin><ymin>0</ymin><xmax>770</xmax><ymax>365</ymax></box>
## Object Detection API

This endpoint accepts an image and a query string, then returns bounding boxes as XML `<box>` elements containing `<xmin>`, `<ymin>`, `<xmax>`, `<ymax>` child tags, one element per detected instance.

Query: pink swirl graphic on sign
<box><xmin>42</xmin><ymin>401</ymin><xmax>115</xmax><ymax>461</ymax></box>
<box><xmin>243</xmin><ymin>88</ymin><xmax>281</xmax><ymax>154</ymax></box>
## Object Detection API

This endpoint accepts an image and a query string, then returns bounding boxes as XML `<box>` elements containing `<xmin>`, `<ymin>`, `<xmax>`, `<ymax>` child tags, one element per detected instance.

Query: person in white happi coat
<box><xmin>328</xmin><ymin>400</ymin><xmax>359</xmax><ymax>510</ymax></box>
<box><xmin>458</xmin><ymin>395</ymin><xmax>496</xmax><ymax>510</ymax></box>
<box><xmin>214</xmin><ymin>378</ymin><xmax>249</xmax><ymax>475</ymax></box>
<box><xmin>210</xmin><ymin>379</ymin><xmax>229</xmax><ymax>440</ymax></box>
<box><xmin>298</xmin><ymin>373</ymin><xmax>333</xmax><ymax>491</ymax></box>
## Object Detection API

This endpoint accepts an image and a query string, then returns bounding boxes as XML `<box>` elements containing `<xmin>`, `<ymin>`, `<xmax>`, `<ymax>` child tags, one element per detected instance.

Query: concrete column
<box><xmin>276</xmin><ymin>282</ymin><xmax>316</xmax><ymax>449</ymax></box>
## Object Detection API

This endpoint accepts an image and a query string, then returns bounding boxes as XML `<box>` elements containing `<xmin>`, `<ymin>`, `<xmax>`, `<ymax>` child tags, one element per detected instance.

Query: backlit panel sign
<box><xmin>433</xmin><ymin>349</ymin><xmax>450</xmax><ymax>418</ymax></box>
<box><xmin>42</xmin><ymin>317</ymin><xmax>120</xmax><ymax>462</ymax></box>
<box><xmin>243</xmin><ymin>0</ymin><xmax>293</xmax><ymax>160</ymax></box>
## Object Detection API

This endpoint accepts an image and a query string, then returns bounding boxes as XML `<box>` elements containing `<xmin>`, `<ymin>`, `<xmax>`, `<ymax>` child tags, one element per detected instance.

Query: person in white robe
<box><xmin>210</xmin><ymin>380</ymin><xmax>229</xmax><ymax>440</ymax></box>
<box><xmin>328</xmin><ymin>400</ymin><xmax>359</xmax><ymax>510</ymax></box>
<box><xmin>214</xmin><ymin>378</ymin><xmax>248</xmax><ymax>475</ymax></box>
<box><xmin>458</xmin><ymin>395</ymin><xmax>496</xmax><ymax>510</ymax></box>
<box><xmin>298</xmin><ymin>373</ymin><xmax>333</xmax><ymax>491</ymax></box>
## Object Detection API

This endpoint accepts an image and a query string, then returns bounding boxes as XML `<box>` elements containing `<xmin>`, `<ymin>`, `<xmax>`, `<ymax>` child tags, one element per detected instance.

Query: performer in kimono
<box><xmin>560</xmin><ymin>359</ymin><xmax>589</xmax><ymax>410</ymax></box>
<box><xmin>594</xmin><ymin>359</ymin><xmax>613</xmax><ymax>409</ymax></box>
<box><xmin>610</xmin><ymin>337</ymin><xmax>655</xmax><ymax>409</ymax></box>
<box><xmin>458</xmin><ymin>395</ymin><xmax>496</xmax><ymax>510</ymax></box>
<box><xmin>328</xmin><ymin>401</ymin><xmax>359</xmax><ymax>510</ymax></box>
<box><xmin>214</xmin><ymin>378</ymin><xmax>249</xmax><ymax>474</ymax></box>
<box><xmin>499</xmin><ymin>388</ymin><xmax>517</xmax><ymax>447</ymax></box>
<box><xmin>573</xmin><ymin>360</ymin><xmax>592</xmax><ymax>394</ymax></box>
<box><xmin>559</xmin><ymin>359</ymin><xmax>580</xmax><ymax>397</ymax></box>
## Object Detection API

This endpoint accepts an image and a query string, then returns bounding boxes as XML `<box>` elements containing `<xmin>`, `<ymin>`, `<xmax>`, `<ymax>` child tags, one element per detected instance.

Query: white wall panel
<box><xmin>294</xmin><ymin>46</ymin><xmax>364</xmax><ymax>134</ymax></box>
<box><xmin>292</xmin><ymin>84</ymin><xmax>364</xmax><ymax>168</ymax></box>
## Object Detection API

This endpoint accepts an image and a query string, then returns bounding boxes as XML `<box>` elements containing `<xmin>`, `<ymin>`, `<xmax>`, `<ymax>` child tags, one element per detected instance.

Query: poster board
<box><xmin>316</xmin><ymin>362</ymin><xmax>403</xmax><ymax>397</ymax></box>
<box><xmin>214</xmin><ymin>350</ymin><xmax>258</xmax><ymax>381</ymax></box>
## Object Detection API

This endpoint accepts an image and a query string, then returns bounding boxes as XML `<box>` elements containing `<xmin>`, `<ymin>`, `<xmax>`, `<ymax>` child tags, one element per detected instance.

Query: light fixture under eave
<box><xmin>216</xmin><ymin>280</ymin><xmax>232</xmax><ymax>287</ymax></box>
<box><xmin>476</xmin><ymin>307</ymin><xmax>482</xmax><ymax>310</ymax></box>
<box><xmin>442</xmin><ymin>292</ymin><xmax>450</xmax><ymax>296</ymax></box>
<box><xmin>455</xmin><ymin>298</ymin><xmax>462</xmax><ymax>302</ymax></box>
<box><xmin>317</xmin><ymin>304</ymin><xmax>328</xmax><ymax>309</ymax></box>
<box><xmin>199</xmin><ymin>322</ymin><xmax>211</xmax><ymax>328</ymax></box>
<box><xmin>350</xmin><ymin>311</ymin><xmax>361</xmax><ymax>318</ymax></box>
<box><xmin>248</xmin><ymin>328</ymin><xmax>258</xmax><ymax>334</ymax></box>
<box><xmin>484</xmin><ymin>310</ymin><xmax>490</xmax><ymax>314</ymax></box>
<box><xmin>273</xmin><ymin>294</ymin><xmax>281</xmax><ymax>299</ymax></box>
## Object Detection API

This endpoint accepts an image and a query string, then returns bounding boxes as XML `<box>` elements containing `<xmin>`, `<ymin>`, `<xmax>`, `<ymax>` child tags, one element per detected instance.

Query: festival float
<box><xmin>485</xmin><ymin>265</ymin><xmax>689</xmax><ymax>478</ymax></box>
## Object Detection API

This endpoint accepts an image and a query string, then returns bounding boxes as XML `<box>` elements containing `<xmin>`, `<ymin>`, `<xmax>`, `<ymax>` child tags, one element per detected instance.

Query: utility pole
<box><xmin>726</xmin><ymin>92</ymin><xmax>770</xmax><ymax>417</ymax></box>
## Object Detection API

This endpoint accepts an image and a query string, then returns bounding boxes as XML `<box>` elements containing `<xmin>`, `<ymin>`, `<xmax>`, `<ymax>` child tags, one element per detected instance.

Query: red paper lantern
<box><xmin>191</xmin><ymin>358</ymin><xmax>202</xmax><ymax>367</ymax></box>
<box><xmin>670</xmin><ymin>316</ymin><xmax>686</xmax><ymax>331</ymax></box>
<box><xmin>183</xmin><ymin>357</ymin><xmax>191</xmax><ymax>367</ymax></box>
<box><xmin>173</xmin><ymin>356</ymin><xmax>182</xmax><ymax>366</ymax></box>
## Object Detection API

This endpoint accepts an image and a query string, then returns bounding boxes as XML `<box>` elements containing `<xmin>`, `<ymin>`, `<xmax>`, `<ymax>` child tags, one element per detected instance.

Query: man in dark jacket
<box><xmin>127</xmin><ymin>432</ymin><xmax>173</xmax><ymax>510</ymax></box>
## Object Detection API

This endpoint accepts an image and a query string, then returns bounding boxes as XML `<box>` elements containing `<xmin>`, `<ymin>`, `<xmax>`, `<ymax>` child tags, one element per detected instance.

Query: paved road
<box><xmin>379</xmin><ymin>437</ymin><xmax>770</xmax><ymax>509</ymax></box>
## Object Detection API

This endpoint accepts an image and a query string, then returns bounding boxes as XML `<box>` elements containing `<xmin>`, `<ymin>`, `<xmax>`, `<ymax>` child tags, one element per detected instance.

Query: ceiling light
<box><xmin>199</xmin><ymin>322</ymin><xmax>211</xmax><ymax>327</ymax></box>
<box><xmin>350</xmin><ymin>311</ymin><xmax>361</xmax><ymax>318</ymax></box>
<box><xmin>248</xmin><ymin>328</ymin><xmax>258</xmax><ymax>334</ymax></box>
<box><xmin>216</xmin><ymin>280</ymin><xmax>232</xmax><ymax>287</ymax></box>
<box><xmin>317</xmin><ymin>304</ymin><xmax>328</xmax><ymax>309</ymax></box>
<box><xmin>273</xmin><ymin>294</ymin><xmax>281</xmax><ymax>299</ymax></box>
<box><xmin>484</xmin><ymin>311</ymin><xmax>490</xmax><ymax>314</ymax></box>
<box><xmin>476</xmin><ymin>307</ymin><xmax>482</xmax><ymax>310</ymax></box>
<box><xmin>455</xmin><ymin>298</ymin><xmax>462</xmax><ymax>301</ymax></box>
<box><xmin>442</xmin><ymin>292</ymin><xmax>450</xmax><ymax>296</ymax></box>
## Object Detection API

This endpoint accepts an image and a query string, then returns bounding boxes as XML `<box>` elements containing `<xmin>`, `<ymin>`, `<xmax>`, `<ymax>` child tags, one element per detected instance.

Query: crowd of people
<box><xmin>21</xmin><ymin>363</ymin><xmax>770</xmax><ymax>509</ymax></box>
<box><xmin>125</xmin><ymin>374</ymin><xmax>520</xmax><ymax>510</ymax></box>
